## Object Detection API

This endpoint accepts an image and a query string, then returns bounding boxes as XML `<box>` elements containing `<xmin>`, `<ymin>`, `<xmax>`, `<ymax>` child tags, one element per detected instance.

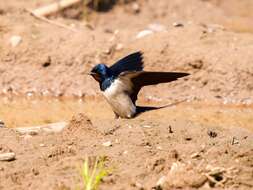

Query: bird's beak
<box><xmin>84</xmin><ymin>72</ymin><xmax>92</xmax><ymax>75</ymax></box>
<box><xmin>87</xmin><ymin>72</ymin><xmax>101</xmax><ymax>82</ymax></box>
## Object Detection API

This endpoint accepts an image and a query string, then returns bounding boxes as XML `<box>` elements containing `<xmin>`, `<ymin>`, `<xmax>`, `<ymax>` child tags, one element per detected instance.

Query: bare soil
<box><xmin>0</xmin><ymin>0</ymin><xmax>253</xmax><ymax>189</ymax></box>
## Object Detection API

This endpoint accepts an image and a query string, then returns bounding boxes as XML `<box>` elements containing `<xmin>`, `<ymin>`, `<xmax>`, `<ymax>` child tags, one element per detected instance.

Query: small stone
<box><xmin>136</xmin><ymin>30</ymin><xmax>153</xmax><ymax>39</ymax></box>
<box><xmin>28</xmin><ymin>130</ymin><xmax>38</xmax><ymax>136</ymax></box>
<box><xmin>0</xmin><ymin>152</ymin><xmax>16</xmax><ymax>161</ymax></box>
<box><xmin>173</xmin><ymin>22</ymin><xmax>184</xmax><ymax>27</ymax></box>
<box><xmin>32</xmin><ymin>168</ymin><xmax>39</xmax><ymax>175</ymax></box>
<box><xmin>148</xmin><ymin>23</ymin><xmax>166</xmax><ymax>32</ymax></box>
<box><xmin>115</xmin><ymin>43</ymin><xmax>123</xmax><ymax>51</ymax></box>
<box><xmin>132</xmin><ymin>2</ymin><xmax>140</xmax><ymax>13</ymax></box>
<box><xmin>10</xmin><ymin>35</ymin><xmax>22</xmax><ymax>47</ymax></box>
<box><xmin>231</xmin><ymin>137</ymin><xmax>239</xmax><ymax>145</ymax></box>
<box><xmin>168</xmin><ymin>125</ymin><xmax>173</xmax><ymax>133</ymax></box>
<box><xmin>191</xmin><ymin>152</ymin><xmax>201</xmax><ymax>159</ymax></box>
<box><xmin>156</xmin><ymin>175</ymin><xmax>166</xmax><ymax>186</ymax></box>
<box><xmin>185</xmin><ymin>137</ymin><xmax>192</xmax><ymax>141</ymax></box>
<box><xmin>24</xmin><ymin>134</ymin><xmax>33</xmax><ymax>140</ymax></box>
<box><xmin>207</xmin><ymin>130</ymin><xmax>217</xmax><ymax>138</ymax></box>
<box><xmin>142</xmin><ymin>125</ymin><xmax>152</xmax><ymax>128</ymax></box>
<box><xmin>39</xmin><ymin>144</ymin><xmax>45</xmax><ymax>147</ymax></box>
<box><xmin>42</xmin><ymin>56</ymin><xmax>51</xmax><ymax>67</ymax></box>
<box><xmin>157</xmin><ymin>146</ymin><xmax>162</xmax><ymax>150</ymax></box>
<box><xmin>102</xmin><ymin>141</ymin><xmax>112</xmax><ymax>147</ymax></box>
<box><xmin>0</xmin><ymin>120</ymin><xmax>5</xmax><ymax>128</ymax></box>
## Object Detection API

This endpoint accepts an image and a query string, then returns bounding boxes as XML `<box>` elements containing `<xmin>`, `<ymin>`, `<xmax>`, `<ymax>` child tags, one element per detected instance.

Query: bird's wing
<box><xmin>119</xmin><ymin>71</ymin><xmax>189</xmax><ymax>103</ymax></box>
<box><xmin>109</xmin><ymin>51</ymin><xmax>144</xmax><ymax>76</ymax></box>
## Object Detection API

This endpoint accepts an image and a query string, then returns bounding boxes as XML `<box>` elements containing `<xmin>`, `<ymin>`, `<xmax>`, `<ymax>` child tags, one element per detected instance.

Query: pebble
<box><xmin>115</xmin><ymin>43</ymin><xmax>123</xmax><ymax>51</ymax></box>
<box><xmin>173</xmin><ymin>22</ymin><xmax>184</xmax><ymax>27</ymax></box>
<box><xmin>132</xmin><ymin>2</ymin><xmax>140</xmax><ymax>13</ymax></box>
<box><xmin>142</xmin><ymin>125</ymin><xmax>152</xmax><ymax>128</ymax></box>
<box><xmin>156</xmin><ymin>175</ymin><xmax>166</xmax><ymax>186</ymax></box>
<box><xmin>102</xmin><ymin>141</ymin><xmax>112</xmax><ymax>147</ymax></box>
<box><xmin>0</xmin><ymin>120</ymin><xmax>5</xmax><ymax>128</ymax></box>
<box><xmin>0</xmin><ymin>152</ymin><xmax>16</xmax><ymax>161</ymax></box>
<box><xmin>10</xmin><ymin>35</ymin><xmax>22</xmax><ymax>47</ymax></box>
<box><xmin>24</xmin><ymin>134</ymin><xmax>33</xmax><ymax>140</ymax></box>
<box><xmin>136</xmin><ymin>30</ymin><xmax>153</xmax><ymax>39</ymax></box>
<box><xmin>190</xmin><ymin>152</ymin><xmax>201</xmax><ymax>159</ymax></box>
<box><xmin>148</xmin><ymin>23</ymin><xmax>166</xmax><ymax>32</ymax></box>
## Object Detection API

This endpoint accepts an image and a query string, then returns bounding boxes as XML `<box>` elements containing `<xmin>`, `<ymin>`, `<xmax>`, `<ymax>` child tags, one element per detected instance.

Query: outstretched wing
<box><xmin>119</xmin><ymin>71</ymin><xmax>189</xmax><ymax>103</ymax></box>
<box><xmin>109</xmin><ymin>52</ymin><xmax>144</xmax><ymax>76</ymax></box>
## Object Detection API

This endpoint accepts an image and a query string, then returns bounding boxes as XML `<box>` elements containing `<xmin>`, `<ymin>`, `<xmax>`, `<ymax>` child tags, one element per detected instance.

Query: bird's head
<box><xmin>89</xmin><ymin>64</ymin><xmax>112</xmax><ymax>82</ymax></box>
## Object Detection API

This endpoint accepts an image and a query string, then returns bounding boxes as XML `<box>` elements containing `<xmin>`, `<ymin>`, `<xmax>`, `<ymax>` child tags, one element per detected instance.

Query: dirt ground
<box><xmin>0</xmin><ymin>0</ymin><xmax>253</xmax><ymax>189</ymax></box>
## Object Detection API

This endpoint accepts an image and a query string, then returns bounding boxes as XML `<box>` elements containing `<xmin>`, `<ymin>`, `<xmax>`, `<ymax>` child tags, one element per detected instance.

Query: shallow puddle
<box><xmin>0</xmin><ymin>96</ymin><xmax>253</xmax><ymax>132</ymax></box>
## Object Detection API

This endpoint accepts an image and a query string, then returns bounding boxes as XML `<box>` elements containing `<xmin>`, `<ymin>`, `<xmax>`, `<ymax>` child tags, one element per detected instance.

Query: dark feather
<box><xmin>110</xmin><ymin>52</ymin><xmax>144</xmax><ymax>76</ymax></box>
<box><xmin>119</xmin><ymin>71</ymin><xmax>189</xmax><ymax>103</ymax></box>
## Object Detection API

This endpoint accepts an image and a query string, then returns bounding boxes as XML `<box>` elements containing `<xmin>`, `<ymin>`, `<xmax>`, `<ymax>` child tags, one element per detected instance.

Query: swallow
<box><xmin>89</xmin><ymin>51</ymin><xmax>189</xmax><ymax>118</ymax></box>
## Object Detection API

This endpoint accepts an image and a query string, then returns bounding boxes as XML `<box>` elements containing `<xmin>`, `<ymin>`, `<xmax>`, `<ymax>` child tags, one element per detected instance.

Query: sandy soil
<box><xmin>0</xmin><ymin>0</ymin><xmax>253</xmax><ymax>189</ymax></box>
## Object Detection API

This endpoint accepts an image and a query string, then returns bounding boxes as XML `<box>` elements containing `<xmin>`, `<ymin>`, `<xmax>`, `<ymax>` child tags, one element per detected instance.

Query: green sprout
<box><xmin>79</xmin><ymin>156</ymin><xmax>109</xmax><ymax>190</ymax></box>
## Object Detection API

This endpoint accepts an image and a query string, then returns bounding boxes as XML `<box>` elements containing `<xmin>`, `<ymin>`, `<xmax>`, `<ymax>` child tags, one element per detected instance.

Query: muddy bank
<box><xmin>0</xmin><ymin>113</ymin><xmax>253</xmax><ymax>190</ymax></box>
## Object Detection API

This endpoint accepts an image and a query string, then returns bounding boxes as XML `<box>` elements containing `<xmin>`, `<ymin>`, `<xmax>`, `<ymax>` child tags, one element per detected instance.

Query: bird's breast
<box><xmin>102</xmin><ymin>79</ymin><xmax>123</xmax><ymax>98</ymax></box>
<box><xmin>102</xmin><ymin>79</ymin><xmax>136</xmax><ymax>118</ymax></box>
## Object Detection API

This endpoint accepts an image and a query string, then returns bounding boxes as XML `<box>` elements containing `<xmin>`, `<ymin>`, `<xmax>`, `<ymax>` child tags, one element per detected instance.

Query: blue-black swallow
<box><xmin>89</xmin><ymin>51</ymin><xmax>189</xmax><ymax>118</ymax></box>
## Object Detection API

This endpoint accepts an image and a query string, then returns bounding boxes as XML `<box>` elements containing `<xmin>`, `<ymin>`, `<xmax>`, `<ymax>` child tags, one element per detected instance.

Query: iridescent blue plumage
<box><xmin>90</xmin><ymin>52</ymin><xmax>143</xmax><ymax>91</ymax></box>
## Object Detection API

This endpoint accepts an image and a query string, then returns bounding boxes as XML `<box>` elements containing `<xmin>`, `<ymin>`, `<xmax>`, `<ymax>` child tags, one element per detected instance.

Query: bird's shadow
<box><xmin>135</xmin><ymin>99</ymin><xmax>187</xmax><ymax>117</ymax></box>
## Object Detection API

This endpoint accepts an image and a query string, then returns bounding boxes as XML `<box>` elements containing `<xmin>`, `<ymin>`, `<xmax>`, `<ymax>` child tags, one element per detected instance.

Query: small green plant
<box><xmin>78</xmin><ymin>156</ymin><xmax>108</xmax><ymax>190</ymax></box>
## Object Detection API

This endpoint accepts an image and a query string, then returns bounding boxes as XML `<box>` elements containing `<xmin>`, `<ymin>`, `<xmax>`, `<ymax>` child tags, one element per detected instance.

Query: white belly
<box><xmin>102</xmin><ymin>79</ymin><xmax>136</xmax><ymax>118</ymax></box>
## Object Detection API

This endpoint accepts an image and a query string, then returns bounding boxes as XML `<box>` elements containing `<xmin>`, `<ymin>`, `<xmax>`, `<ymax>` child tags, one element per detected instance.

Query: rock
<box><xmin>102</xmin><ymin>141</ymin><xmax>112</xmax><ymax>147</ymax></box>
<box><xmin>39</xmin><ymin>143</ymin><xmax>45</xmax><ymax>147</ymax></box>
<box><xmin>136</xmin><ymin>30</ymin><xmax>153</xmax><ymax>39</ymax></box>
<box><xmin>158</xmin><ymin>162</ymin><xmax>207</xmax><ymax>189</ymax></box>
<box><xmin>190</xmin><ymin>152</ymin><xmax>201</xmax><ymax>159</ymax></box>
<box><xmin>0</xmin><ymin>120</ymin><xmax>5</xmax><ymax>128</ymax></box>
<box><xmin>15</xmin><ymin>122</ymin><xmax>68</xmax><ymax>134</ymax></box>
<box><xmin>115</xmin><ymin>43</ymin><xmax>123</xmax><ymax>51</ymax></box>
<box><xmin>148</xmin><ymin>23</ymin><xmax>166</xmax><ymax>32</ymax></box>
<box><xmin>132</xmin><ymin>2</ymin><xmax>140</xmax><ymax>14</ymax></box>
<box><xmin>10</xmin><ymin>35</ymin><xmax>22</xmax><ymax>47</ymax></box>
<box><xmin>0</xmin><ymin>152</ymin><xmax>16</xmax><ymax>161</ymax></box>
<box><xmin>23</xmin><ymin>134</ymin><xmax>33</xmax><ymax>140</ymax></box>
<box><xmin>156</xmin><ymin>175</ymin><xmax>166</xmax><ymax>186</ymax></box>
<box><xmin>141</xmin><ymin>125</ymin><xmax>152</xmax><ymax>128</ymax></box>
<box><xmin>207</xmin><ymin>130</ymin><xmax>217</xmax><ymax>138</ymax></box>
<box><xmin>173</xmin><ymin>22</ymin><xmax>184</xmax><ymax>27</ymax></box>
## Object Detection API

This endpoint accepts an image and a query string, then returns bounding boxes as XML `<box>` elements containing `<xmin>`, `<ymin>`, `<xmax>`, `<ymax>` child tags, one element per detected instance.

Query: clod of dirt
<box><xmin>159</xmin><ymin>162</ymin><xmax>207</xmax><ymax>189</ymax></box>
<box><xmin>42</xmin><ymin>56</ymin><xmax>51</xmax><ymax>67</ymax></box>
<box><xmin>9</xmin><ymin>35</ymin><xmax>22</xmax><ymax>47</ymax></box>
<box><xmin>169</xmin><ymin>149</ymin><xmax>179</xmax><ymax>160</ymax></box>
<box><xmin>136</xmin><ymin>30</ymin><xmax>153</xmax><ymax>39</ymax></box>
<box><xmin>184</xmin><ymin>137</ymin><xmax>192</xmax><ymax>141</ymax></box>
<box><xmin>102</xmin><ymin>141</ymin><xmax>112</xmax><ymax>147</ymax></box>
<box><xmin>0</xmin><ymin>120</ymin><xmax>5</xmax><ymax>128</ymax></box>
<box><xmin>0</xmin><ymin>152</ymin><xmax>16</xmax><ymax>161</ymax></box>
<box><xmin>131</xmin><ymin>2</ymin><xmax>140</xmax><ymax>14</ymax></box>
<box><xmin>63</xmin><ymin>113</ymin><xmax>98</xmax><ymax>136</ymax></box>
<box><xmin>231</xmin><ymin>137</ymin><xmax>239</xmax><ymax>145</ymax></box>
<box><xmin>173</xmin><ymin>22</ymin><xmax>184</xmax><ymax>27</ymax></box>
<box><xmin>207</xmin><ymin>130</ymin><xmax>218</xmax><ymax>138</ymax></box>
<box><xmin>168</xmin><ymin>125</ymin><xmax>173</xmax><ymax>133</ymax></box>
